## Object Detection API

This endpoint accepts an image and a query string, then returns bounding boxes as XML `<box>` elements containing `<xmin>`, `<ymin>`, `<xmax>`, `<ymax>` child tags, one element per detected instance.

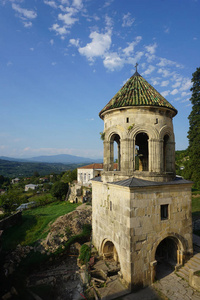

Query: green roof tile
<box><xmin>99</xmin><ymin>72</ymin><xmax>177</xmax><ymax>118</ymax></box>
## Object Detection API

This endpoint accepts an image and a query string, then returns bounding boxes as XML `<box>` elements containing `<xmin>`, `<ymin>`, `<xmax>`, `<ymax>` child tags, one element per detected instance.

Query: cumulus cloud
<box><xmin>103</xmin><ymin>52</ymin><xmax>124</xmax><ymax>71</ymax></box>
<box><xmin>157</xmin><ymin>58</ymin><xmax>183</xmax><ymax>68</ymax></box>
<box><xmin>171</xmin><ymin>89</ymin><xmax>179</xmax><ymax>95</ymax></box>
<box><xmin>12</xmin><ymin>3</ymin><xmax>37</xmax><ymax>19</ymax></box>
<box><xmin>158</xmin><ymin>68</ymin><xmax>171</xmax><ymax>78</ymax></box>
<box><xmin>161</xmin><ymin>80</ymin><xmax>169</xmax><ymax>87</ymax></box>
<box><xmin>145</xmin><ymin>43</ymin><xmax>157</xmax><ymax>55</ymax></box>
<box><xmin>69</xmin><ymin>38</ymin><xmax>80</xmax><ymax>47</ymax></box>
<box><xmin>142</xmin><ymin>65</ymin><xmax>155</xmax><ymax>76</ymax></box>
<box><xmin>122</xmin><ymin>12</ymin><xmax>135</xmax><ymax>27</ymax></box>
<box><xmin>172</xmin><ymin>81</ymin><xmax>181</xmax><ymax>88</ymax></box>
<box><xmin>123</xmin><ymin>36</ymin><xmax>142</xmax><ymax>56</ymax></box>
<box><xmin>58</xmin><ymin>12</ymin><xmax>78</xmax><ymax>26</ymax></box>
<box><xmin>44</xmin><ymin>0</ymin><xmax>57</xmax><ymax>9</ymax></box>
<box><xmin>179</xmin><ymin>78</ymin><xmax>192</xmax><ymax>91</ymax></box>
<box><xmin>50</xmin><ymin>23</ymin><xmax>69</xmax><ymax>37</ymax></box>
<box><xmin>161</xmin><ymin>90</ymin><xmax>170</xmax><ymax>97</ymax></box>
<box><xmin>78</xmin><ymin>31</ymin><xmax>112</xmax><ymax>61</ymax></box>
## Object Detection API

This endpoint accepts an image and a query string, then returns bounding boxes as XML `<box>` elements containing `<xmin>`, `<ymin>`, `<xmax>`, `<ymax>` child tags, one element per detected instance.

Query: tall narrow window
<box><xmin>161</xmin><ymin>204</ymin><xmax>169</xmax><ymax>220</ymax></box>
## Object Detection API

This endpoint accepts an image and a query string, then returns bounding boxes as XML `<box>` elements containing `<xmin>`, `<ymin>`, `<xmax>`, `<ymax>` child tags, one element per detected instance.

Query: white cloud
<box><xmin>30</xmin><ymin>47</ymin><xmax>34</xmax><ymax>51</ymax></box>
<box><xmin>50</xmin><ymin>39</ymin><xmax>54</xmax><ymax>45</ymax></box>
<box><xmin>24</xmin><ymin>21</ymin><xmax>32</xmax><ymax>28</ymax></box>
<box><xmin>179</xmin><ymin>78</ymin><xmax>192</xmax><ymax>91</ymax></box>
<box><xmin>122</xmin><ymin>12</ymin><xmax>135</xmax><ymax>27</ymax></box>
<box><xmin>58</xmin><ymin>12</ymin><xmax>78</xmax><ymax>26</ymax></box>
<box><xmin>51</xmin><ymin>62</ymin><xmax>57</xmax><ymax>66</ymax></box>
<box><xmin>12</xmin><ymin>3</ymin><xmax>37</xmax><ymax>19</ymax></box>
<box><xmin>161</xmin><ymin>80</ymin><xmax>169</xmax><ymax>87</ymax></box>
<box><xmin>50</xmin><ymin>23</ymin><xmax>69</xmax><ymax>37</ymax></box>
<box><xmin>145</xmin><ymin>43</ymin><xmax>157</xmax><ymax>55</ymax></box>
<box><xmin>78</xmin><ymin>31</ymin><xmax>112</xmax><ymax>61</ymax></box>
<box><xmin>158</xmin><ymin>68</ymin><xmax>171</xmax><ymax>77</ymax></box>
<box><xmin>161</xmin><ymin>90</ymin><xmax>170</xmax><ymax>97</ymax></box>
<box><xmin>181</xmin><ymin>91</ymin><xmax>191</xmax><ymax>97</ymax></box>
<box><xmin>172</xmin><ymin>81</ymin><xmax>181</xmax><ymax>88</ymax></box>
<box><xmin>73</xmin><ymin>0</ymin><xmax>83</xmax><ymax>9</ymax></box>
<box><xmin>7</xmin><ymin>61</ymin><xmax>13</xmax><ymax>67</ymax></box>
<box><xmin>142</xmin><ymin>65</ymin><xmax>155</xmax><ymax>76</ymax></box>
<box><xmin>44</xmin><ymin>0</ymin><xmax>57</xmax><ymax>9</ymax></box>
<box><xmin>103</xmin><ymin>52</ymin><xmax>124</xmax><ymax>71</ymax></box>
<box><xmin>123</xmin><ymin>36</ymin><xmax>142</xmax><ymax>56</ymax></box>
<box><xmin>103</xmin><ymin>0</ymin><xmax>114</xmax><ymax>8</ymax></box>
<box><xmin>157</xmin><ymin>58</ymin><xmax>183</xmax><ymax>68</ymax></box>
<box><xmin>69</xmin><ymin>38</ymin><xmax>80</xmax><ymax>47</ymax></box>
<box><xmin>171</xmin><ymin>89</ymin><xmax>179</xmax><ymax>95</ymax></box>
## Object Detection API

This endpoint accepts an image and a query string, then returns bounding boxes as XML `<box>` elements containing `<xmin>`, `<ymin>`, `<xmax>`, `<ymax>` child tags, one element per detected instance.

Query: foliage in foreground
<box><xmin>79</xmin><ymin>244</ymin><xmax>91</xmax><ymax>265</ymax></box>
<box><xmin>185</xmin><ymin>67</ymin><xmax>200</xmax><ymax>188</ymax></box>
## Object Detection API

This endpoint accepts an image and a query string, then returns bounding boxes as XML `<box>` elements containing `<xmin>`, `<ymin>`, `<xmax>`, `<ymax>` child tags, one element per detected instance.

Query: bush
<box><xmin>79</xmin><ymin>244</ymin><xmax>91</xmax><ymax>265</ymax></box>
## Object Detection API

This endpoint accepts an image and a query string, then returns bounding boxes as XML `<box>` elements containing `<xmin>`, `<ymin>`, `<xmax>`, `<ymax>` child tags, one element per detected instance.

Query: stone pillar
<box><xmin>121</xmin><ymin>138</ymin><xmax>130</xmax><ymax>172</ymax></box>
<box><xmin>150</xmin><ymin>260</ymin><xmax>157</xmax><ymax>284</ymax></box>
<box><xmin>103</xmin><ymin>141</ymin><xmax>114</xmax><ymax>171</ymax></box>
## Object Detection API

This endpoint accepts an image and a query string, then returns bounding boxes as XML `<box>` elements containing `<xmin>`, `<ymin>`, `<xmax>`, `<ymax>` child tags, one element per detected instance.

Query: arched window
<box><xmin>110</xmin><ymin>134</ymin><xmax>121</xmax><ymax>171</ymax></box>
<box><xmin>135</xmin><ymin>132</ymin><xmax>149</xmax><ymax>171</ymax></box>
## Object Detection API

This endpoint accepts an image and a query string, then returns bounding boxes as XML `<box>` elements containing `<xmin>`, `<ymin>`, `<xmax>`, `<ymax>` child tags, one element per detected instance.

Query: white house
<box><xmin>25</xmin><ymin>184</ymin><xmax>38</xmax><ymax>191</ymax></box>
<box><xmin>77</xmin><ymin>163</ymin><xmax>118</xmax><ymax>186</ymax></box>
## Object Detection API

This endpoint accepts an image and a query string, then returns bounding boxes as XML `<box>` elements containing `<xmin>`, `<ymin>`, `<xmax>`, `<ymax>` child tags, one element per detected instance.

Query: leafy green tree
<box><xmin>185</xmin><ymin>67</ymin><xmax>200</xmax><ymax>187</ymax></box>
<box><xmin>51</xmin><ymin>181</ymin><xmax>69</xmax><ymax>201</ymax></box>
<box><xmin>0</xmin><ymin>189</ymin><xmax>21</xmax><ymax>212</ymax></box>
<box><xmin>61</xmin><ymin>169</ymin><xmax>77</xmax><ymax>183</ymax></box>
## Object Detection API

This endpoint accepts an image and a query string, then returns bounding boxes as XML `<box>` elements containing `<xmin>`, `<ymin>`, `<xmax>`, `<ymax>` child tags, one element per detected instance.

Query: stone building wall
<box><xmin>92</xmin><ymin>179</ymin><xmax>193</xmax><ymax>289</ymax></box>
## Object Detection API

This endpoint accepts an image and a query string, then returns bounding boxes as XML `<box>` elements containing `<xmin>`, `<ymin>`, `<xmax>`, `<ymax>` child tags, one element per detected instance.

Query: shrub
<box><xmin>79</xmin><ymin>244</ymin><xmax>91</xmax><ymax>265</ymax></box>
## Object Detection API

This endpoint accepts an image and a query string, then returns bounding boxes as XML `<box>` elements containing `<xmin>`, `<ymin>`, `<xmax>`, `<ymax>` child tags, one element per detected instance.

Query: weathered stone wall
<box><xmin>92</xmin><ymin>180</ymin><xmax>193</xmax><ymax>289</ymax></box>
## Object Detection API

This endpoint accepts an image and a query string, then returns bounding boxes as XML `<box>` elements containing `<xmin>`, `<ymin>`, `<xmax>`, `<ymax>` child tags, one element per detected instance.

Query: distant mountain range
<box><xmin>0</xmin><ymin>154</ymin><xmax>102</xmax><ymax>164</ymax></box>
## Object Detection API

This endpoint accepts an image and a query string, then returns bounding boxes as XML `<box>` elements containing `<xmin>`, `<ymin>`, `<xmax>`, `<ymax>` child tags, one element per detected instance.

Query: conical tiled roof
<box><xmin>99</xmin><ymin>71</ymin><xmax>177</xmax><ymax>118</ymax></box>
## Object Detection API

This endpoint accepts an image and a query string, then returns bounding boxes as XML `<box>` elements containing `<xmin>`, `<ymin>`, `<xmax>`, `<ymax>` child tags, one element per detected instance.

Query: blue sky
<box><xmin>0</xmin><ymin>0</ymin><xmax>200</xmax><ymax>159</ymax></box>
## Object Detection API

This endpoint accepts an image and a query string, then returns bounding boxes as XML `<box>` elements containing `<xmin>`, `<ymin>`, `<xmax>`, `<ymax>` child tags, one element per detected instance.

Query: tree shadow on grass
<box><xmin>2</xmin><ymin>214</ymin><xmax>37</xmax><ymax>251</ymax></box>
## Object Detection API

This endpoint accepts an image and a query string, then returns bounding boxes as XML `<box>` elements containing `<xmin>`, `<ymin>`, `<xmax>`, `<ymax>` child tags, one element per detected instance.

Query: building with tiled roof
<box><xmin>92</xmin><ymin>67</ymin><xmax>193</xmax><ymax>290</ymax></box>
<box><xmin>99</xmin><ymin>71</ymin><xmax>177</xmax><ymax>118</ymax></box>
<box><xmin>77</xmin><ymin>163</ymin><xmax>117</xmax><ymax>185</ymax></box>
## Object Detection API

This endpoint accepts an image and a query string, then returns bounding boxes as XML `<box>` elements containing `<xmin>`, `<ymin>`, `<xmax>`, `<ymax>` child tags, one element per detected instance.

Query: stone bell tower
<box><xmin>92</xmin><ymin>67</ymin><xmax>193</xmax><ymax>290</ymax></box>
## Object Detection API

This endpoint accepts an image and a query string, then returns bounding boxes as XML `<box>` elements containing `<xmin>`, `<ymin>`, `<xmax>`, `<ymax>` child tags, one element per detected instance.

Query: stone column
<box><xmin>103</xmin><ymin>141</ymin><xmax>113</xmax><ymax>171</ymax></box>
<box><xmin>150</xmin><ymin>260</ymin><xmax>157</xmax><ymax>284</ymax></box>
<box><xmin>121</xmin><ymin>138</ymin><xmax>130</xmax><ymax>172</ymax></box>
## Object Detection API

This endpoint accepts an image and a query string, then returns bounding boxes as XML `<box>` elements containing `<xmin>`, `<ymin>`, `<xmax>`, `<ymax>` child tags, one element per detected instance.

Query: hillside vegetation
<box><xmin>0</xmin><ymin>159</ymin><xmax>84</xmax><ymax>177</ymax></box>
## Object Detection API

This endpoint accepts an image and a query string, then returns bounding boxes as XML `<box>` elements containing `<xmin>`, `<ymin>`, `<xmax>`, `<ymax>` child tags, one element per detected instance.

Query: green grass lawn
<box><xmin>2</xmin><ymin>201</ymin><xmax>80</xmax><ymax>251</ymax></box>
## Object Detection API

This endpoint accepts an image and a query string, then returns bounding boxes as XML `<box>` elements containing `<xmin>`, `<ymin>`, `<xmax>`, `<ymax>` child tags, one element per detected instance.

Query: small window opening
<box><xmin>126</xmin><ymin>117</ymin><xmax>129</xmax><ymax>123</ymax></box>
<box><xmin>161</xmin><ymin>204</ymin><xmax>169</xmax><ymax>220</ymax></box>
<box><xmin>155</xmin><ymin>118</ymin><xmax>158</xmax><ymax>124</ymax></box>
<box><xmin>110</xmin><ymin>201</ymin><xmax>112</xmax><ymax>211</ymax></box>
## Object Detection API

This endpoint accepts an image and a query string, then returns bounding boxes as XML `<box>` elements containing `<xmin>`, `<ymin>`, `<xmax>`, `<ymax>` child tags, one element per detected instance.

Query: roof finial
<box><xmin>135</xmin><ymin>62</ymin><xmax>138</xmax><ymax>72</ymax></box>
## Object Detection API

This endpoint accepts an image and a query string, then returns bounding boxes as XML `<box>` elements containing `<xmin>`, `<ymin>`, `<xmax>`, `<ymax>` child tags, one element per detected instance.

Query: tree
<box><xmin>51</xmin><ymin>181</ymin><xmax>69</xmax><ymax>201</ymax></box>
<box><xmin>61</xmin><ymin>169</ymin><xmax>77</xmax><ymax>184</ymax></box>
<box><xmin>185</xmin><ymin>67</ymin><xmax>200</xmax><ymax>187</ymax></box>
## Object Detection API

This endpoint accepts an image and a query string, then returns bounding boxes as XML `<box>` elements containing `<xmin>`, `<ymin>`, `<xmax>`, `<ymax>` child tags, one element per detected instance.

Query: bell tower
<box><xmin>92</xmin><ymin>67</ymin><xmax>193</xmax><ymax>290</ymax></box>
<box><xmin>99</xmin><ymin>69</ymin><xmax>177</xmax><ymax>183</ymax></box>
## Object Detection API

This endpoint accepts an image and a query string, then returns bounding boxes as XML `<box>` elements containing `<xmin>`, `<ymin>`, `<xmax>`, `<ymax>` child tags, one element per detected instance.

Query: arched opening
<box><xmin>110</xmin><ymin>134</ymin><xmax>121</xmax><ymax>171</ymax></box>
<box><xmin>155</xmin><ymin>237</ymin><xmax>179</xmax><ymax>279</ymax></box>
<box><xmin>102</xmin><ymin>240</ymin><xmax>119</xmax><ymax>263</ymax></box>
<box><xmin>135</xmin><ymin>133</ymin><xmax>149</xmax><ymax>171</ymax></box>
<box><xmin>163</xmin><ymin>134</ymin><xmax>171</xmax><ymax>172</ymax></box>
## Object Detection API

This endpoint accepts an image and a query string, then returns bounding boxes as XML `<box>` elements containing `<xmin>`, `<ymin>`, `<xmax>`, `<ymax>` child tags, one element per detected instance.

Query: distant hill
<box><xmin>0</xmin><ymin>154</ymin><xmax>103</xmax><ymax>164</ymax></box>
<box><xmin>0</xmin><ymin>159</ymin><xmax>87</xmax><ymax>178</ymax></box>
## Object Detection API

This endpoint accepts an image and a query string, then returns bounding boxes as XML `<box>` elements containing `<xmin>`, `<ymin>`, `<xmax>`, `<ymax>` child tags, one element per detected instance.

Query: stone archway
<box><xmin>155</xmin><ymin>236</ymin><xmax>180</xmax><ymax>280</ymax></box>
<box><xmin>101</xmin><ymin>239</ymin><xmax>119</xmax><ymax>262</ymax></box>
